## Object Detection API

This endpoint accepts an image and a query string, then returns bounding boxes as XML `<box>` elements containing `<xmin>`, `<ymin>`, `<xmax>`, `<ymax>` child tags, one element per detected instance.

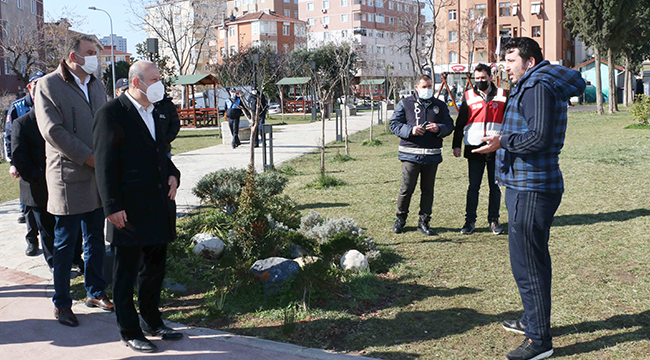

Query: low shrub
<box><xmin>362</xmin><ymin>139</ymin><xmax>383</xmax><ymax>147</ymax></box>
<box><xmin>631</xmin><ymin>94</ymin><xmax>650</xmax><ymax>125</ymax></box>
<box><xmin>332</xmin><ymin>152</ymin><xmax>354</xmax><ymax>163</ymax></box>
<box><xmin>306</xmin><ymin>175</ymin><xmax>346</xmax><ymax>189</ymax></box>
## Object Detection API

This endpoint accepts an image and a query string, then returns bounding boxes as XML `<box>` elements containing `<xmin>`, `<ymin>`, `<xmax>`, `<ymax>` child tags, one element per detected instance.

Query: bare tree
<box><xmin>129</xmin><ymin>0</ymin><xmax>224</xmax><ymax>76</ymax></box>
<box><xmin>331</xmin><ymin>41</ymin><xmax>358</xmax><ymax>156</ymax></box>
<box><xmin>0</xmin><ymin>19</ymin><xmax>44</xmax><ymax>87</ymax></box>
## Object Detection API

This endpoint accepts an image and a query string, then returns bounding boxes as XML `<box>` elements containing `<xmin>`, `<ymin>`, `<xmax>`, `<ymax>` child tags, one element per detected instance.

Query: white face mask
<box><xmin>418</xmin><ymin>88</ymin><xmax>433</xmax><ymax>100</ymax></box>
<box><xmin>139</xmin><ymin>80</ymin><xmax>165</xmax><ymax>103</ymax></box>
<box><xmin>76</xmin><ymin>54</ymin><xmax>98</xmax><ymax>74</ymax></box>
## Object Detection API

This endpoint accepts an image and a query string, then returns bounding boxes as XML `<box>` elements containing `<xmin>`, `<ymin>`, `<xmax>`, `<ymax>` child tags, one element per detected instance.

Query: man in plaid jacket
<box><xmin>474</xmin><ymin>37</ymin><xmax>585</xmax><ymax>360</ymax></box>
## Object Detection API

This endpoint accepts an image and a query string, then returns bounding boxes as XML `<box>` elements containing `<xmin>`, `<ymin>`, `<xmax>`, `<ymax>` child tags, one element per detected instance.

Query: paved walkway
<box><xmin>0</xmin><ymin>111</ymin><xmax>388</xmax><ymax>359</ymax></box>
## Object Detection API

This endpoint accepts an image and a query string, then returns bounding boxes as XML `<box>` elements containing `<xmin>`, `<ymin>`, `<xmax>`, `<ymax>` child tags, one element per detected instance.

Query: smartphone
<box><xmin>421</xmin><ymin>121</ymin><xmax>429</xmax><ymax>128</ymax></box>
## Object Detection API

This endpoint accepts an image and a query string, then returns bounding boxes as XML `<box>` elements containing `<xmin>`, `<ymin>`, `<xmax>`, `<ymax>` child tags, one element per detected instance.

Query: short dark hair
<box><xmin>503</xmin><ymin>37</ymin><xmax>544</xmax><ymax>65</ymax></box>
<box><xmin>65</xmin><ymin>34</ymin><xmax>101</xmax><ymax>57</ymax></box>
<box><xmin>416</xmin><ymin>74</ymin><xmax>432</xmax><ymax>84</ymax></box>
<box><xmin>474</xmin><ymin>63</ymin><xmax>492</xmax><ymax>77</ymax></box>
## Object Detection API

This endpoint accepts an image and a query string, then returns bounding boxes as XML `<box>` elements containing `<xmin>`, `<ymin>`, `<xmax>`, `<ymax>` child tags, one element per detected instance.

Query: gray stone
<box><xmin>340</xmin><ymin>250</ymin><xmax>369</xmax><ymax>271</ymax></box>
<box><xmin>294</xmin><ymin>256</ymin><xmax>321</xmax><ymax>268</ymax></box>
<box><xmin>250</xmin><ymin>257</ymin><xmax>300</xmax><ymax>296</ymax></box>
<box><xmin>192</xmin><ymin>236</ymin><xmax>225</xmax><ymax>260</ymax></box>
<box><xmin>163</xmin><ymin>278</ymin><xmax>188</xmax><ymax>293</ymax></box>
<box><xmin>192</xmin><ymin>232</ymin><xmax>217</xmax><ymax>245</ymax></box>
<box><xmin>290</xmin><ymin>244</ymin><xmax>308</xmax><ymax>258</ymax></box>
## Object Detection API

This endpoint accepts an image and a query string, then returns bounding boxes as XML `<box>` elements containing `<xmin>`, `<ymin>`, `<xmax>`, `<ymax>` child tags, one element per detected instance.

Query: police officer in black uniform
<box><xmin>390</xmin><ymin>74</ymin><xmax>454</xmax><ymax>235</ymax></box>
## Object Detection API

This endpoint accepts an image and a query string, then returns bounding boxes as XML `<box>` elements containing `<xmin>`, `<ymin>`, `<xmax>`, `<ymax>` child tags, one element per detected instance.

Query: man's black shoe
<box><xmin>17</xmin><ymin>214</ymin><xmax>26</xmax><ymax>224</ymax></box>
<box><xmin>460</xmin><ymin>221</ymin><xmax>475</xmax><ymax>235</ymax></box>
<box><xmin>392</xmin><ymin>217</ymin><xmax>406</xmax><ymax>234</ymax></box>
<box><xmin>25</xmin><ymin>242</ymin><xmax>39</xmax><ymax>256</ymax></box>
<box><xmin>142</xmin><ymin>325</ymin><xmax>183</xmax><ymax>340</ymax></box>
<box><xmin>122</xmin><ymin>337</ymin><xmax>158</xmax><ymax>353</ymax></box>
<box><xmin>417</xmin><ymin>222</ymin><xmax>435</xmax><ymax>236</ymax></box>
<box><xmin>506</xmin><ymin>338</ymin><xmax>553</xmax><ymax>360</ymax></box>
<box><xmin>490</xmin><ymin>220</ymin><xmax>504</xmax><ymax>235</ymax></box>
<box><xmin>54</xmin><ymin>307</ymin><xmax>79</xmax><ymax>327</ymax></box>
<box><xmin>502</xmin><ymin>319</ymin><xmax>526</xmax><ymax>334</ymax></box>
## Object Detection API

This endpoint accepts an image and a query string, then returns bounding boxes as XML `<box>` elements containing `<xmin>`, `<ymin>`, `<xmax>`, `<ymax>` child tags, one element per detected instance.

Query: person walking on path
<box><xmin>225</xmin><ymin>90</ymin><xmax>244</xmax><ymax>149</ymax></box>
<box><xmin>473</xmin><ymin>37</ymin><xmax>586</xmax><ymax>360</ymax></box>
<box><xmin>453</xmin><ymin>63</ymin><xmax>507</xmax><ymax>235</ymax></box>
<box><xmin>94</xmin><ymin>60</ymin><xmax>182</xmax><ymax>353</ymax></box>
<box><xmin>246</xmin><ymin>87</ymin><xmax>268</xmax><ymax>148</ymax></box>
<box><xmin>35</xmin><ymin>34</ymin><xmax>113</xmax><ymax>327</ymax></box>
<box><xmin>390</xmin><ymin>74</ymin><xmax>454</xmax><ymax>236</ymax></box>
<box><xmin>154</xmin><ymin>92</ymin><xmax>181</xmax><ymax>158</ymax></box>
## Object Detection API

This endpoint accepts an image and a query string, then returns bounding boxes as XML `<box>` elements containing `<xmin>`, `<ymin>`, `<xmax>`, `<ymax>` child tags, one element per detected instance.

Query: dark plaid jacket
<box><xmin>496</xmin><ymin>61</ymin><xmax>586</xmax><ymax>193</ymax></box>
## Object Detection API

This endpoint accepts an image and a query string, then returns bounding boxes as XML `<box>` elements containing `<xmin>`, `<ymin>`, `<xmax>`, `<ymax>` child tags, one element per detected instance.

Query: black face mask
<box><xmin>476</xmin><ymin>80</ymin><xmax>490</xmax><ymax>92</ymax></box>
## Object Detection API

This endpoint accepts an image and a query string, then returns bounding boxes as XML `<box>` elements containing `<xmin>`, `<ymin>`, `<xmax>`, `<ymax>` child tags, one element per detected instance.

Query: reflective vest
<box><xmin>463</xmin><ymin>88</ymin><xmax>507</xmax><ymax>146</ymax></box>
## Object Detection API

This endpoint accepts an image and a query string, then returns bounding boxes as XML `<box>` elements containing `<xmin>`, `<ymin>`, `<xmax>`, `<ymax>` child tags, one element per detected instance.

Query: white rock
<box><xmin>340</xmin><ymin>250</ymin><xmax>369</xmax><ymax>271</ymax></box>
<box><xmin>192</xmin><ymin>237</ymin><xmax>225</xmax><ymax>260</ymax></box>
<box><xmin>294</xmin><ymin>256</ymin><xmax>321</xmax><ymax>268</ymax></box>
<box><xmin>192</xmin><ymin>233</ymin><xmax>217</xmax><ymax>245</ymax></box>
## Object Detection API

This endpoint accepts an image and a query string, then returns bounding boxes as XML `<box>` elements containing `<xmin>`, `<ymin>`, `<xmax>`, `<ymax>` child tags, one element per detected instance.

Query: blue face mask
<box><xmin>418</xmin><ymin>88</ymin><xmax>433</xmax><ymax>100</ymax></box>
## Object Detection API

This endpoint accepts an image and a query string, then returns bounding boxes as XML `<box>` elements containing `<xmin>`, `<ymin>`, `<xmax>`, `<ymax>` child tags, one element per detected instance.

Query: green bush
<box><xmin>362</xmin><ymin>139</ymin><xmax>383</xmax><ymax>147</ymax></box>
<box><xmin>631</xmin><ymin>94</ymin><xmax>650</xmax><ymax>125</ymax></box>
<box><xmin>306</xmin><ymin>174</ymin><xmax>346</xmax><ymax>189</ymax></box>
<box><xmin>332</xmin><ymin>152</ymin><xmax>354</xmax><ymax>163</ymax></box>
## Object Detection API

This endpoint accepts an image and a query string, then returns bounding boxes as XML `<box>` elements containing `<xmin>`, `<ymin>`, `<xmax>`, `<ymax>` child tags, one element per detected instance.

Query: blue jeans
<box><xmin>52</xmin><ymin>207</ymin><xmax>107</xmax><ymax>309</ymax></box>
<box><xmin>505</xmin><ymin>189</ymin><xmax>562</xmax><ymax>348</ymax></box>
<box><xmin>465</xmin><ymin>159</ymin><xmax>501</xmax><ymax>223</ymax></box>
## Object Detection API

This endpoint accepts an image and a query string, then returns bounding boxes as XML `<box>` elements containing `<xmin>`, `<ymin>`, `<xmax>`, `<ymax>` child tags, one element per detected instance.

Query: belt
<box><xmin>398</xmin><ymin>146</ymin><xmax>442</xmax><ymax>155</ymax></box>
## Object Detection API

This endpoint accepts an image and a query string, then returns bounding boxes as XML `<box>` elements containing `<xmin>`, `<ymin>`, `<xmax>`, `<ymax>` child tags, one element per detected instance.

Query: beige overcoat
<box><xmin>35</xmin><ymin>61</ymin><xmax>107</xmax><ymax>216</ymax></box>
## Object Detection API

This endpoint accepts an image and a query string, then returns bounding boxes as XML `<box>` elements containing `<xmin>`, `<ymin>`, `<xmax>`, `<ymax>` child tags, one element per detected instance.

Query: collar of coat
<box><xmin>57</xmin><ymin>59</ymin><xmax>97</xmax><ymax>84</ymax></box>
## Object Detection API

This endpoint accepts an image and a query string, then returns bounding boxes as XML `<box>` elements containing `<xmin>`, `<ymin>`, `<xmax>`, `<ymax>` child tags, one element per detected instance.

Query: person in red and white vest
<box><xmin>452</xmin><ymin>63</ymin><xmax>508</xmax><ymax>235</ymax></box>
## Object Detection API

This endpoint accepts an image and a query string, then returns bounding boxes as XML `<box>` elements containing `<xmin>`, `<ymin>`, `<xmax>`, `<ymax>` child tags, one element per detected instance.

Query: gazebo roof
<box><xmin>276</xmin><ymin>77</ymin><xmax>311</xmax><ymax>85</ymax></box>
<box><xmin>170</xmin><ymin>74</ymin><xmax>219</xmax><ymax>86</ymax></box>
<box><xmin>359</xmin><ymin>79</ymin><xmax>386</xmax><ymax>85</ymax></box>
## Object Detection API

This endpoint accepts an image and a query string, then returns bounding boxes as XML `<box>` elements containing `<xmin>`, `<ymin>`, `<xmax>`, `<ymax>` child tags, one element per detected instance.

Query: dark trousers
<box><xmin>23</xmin><ymin>204</ymin><xmax>38</xmax><ymax>245</ymax></box>
<box><xmin>113</xmin><ymin>243</ymin><xmax>167</xmax><ymax>340</ymax></box>
<box><xmin>465</xmin><ymin>158</ymin><xmax>501</xmax><ymax>223</ymax></box>
<box><xmin>255</xmin><ymin>115</ymin><xmax>266</xmax><ymax>147</ymax></box>
<box><xmin>396</xmin><ymin>161</ymin><xmax>439</xmax><ymax>222</ymax></box>
<box><xmin>505</xmin><ymin>188</ymin><xmax>562</xmax><ymax>348</ymax></box>
<box><xmin>228</xmin><ymin>117</ymin><xmax>241</xmax><ymax>147</ymax></box>
<box><xmin>26</xmin><ymin>206</ymin><xmax>55</xmax><ymax>269</ymax></box>
<box><xmin>52</xmin><ymin>207</ymin><xmax>107</xmax><ymax>309</ymax></box>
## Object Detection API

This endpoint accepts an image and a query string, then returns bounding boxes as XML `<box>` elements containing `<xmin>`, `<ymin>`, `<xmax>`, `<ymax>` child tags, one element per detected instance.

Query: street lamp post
<box><xmin>88</xmin><ymin>6</ymin><xmax>116</xmax><ymax>98</ymax></box>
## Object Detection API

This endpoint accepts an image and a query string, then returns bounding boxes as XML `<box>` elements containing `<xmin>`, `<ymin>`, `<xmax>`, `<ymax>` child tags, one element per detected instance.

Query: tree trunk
<box><xmin>320</xmin><ymin>105</ymin><xmax>325</xmax><ymax>176</ymax></box>
<box><xmin>607</xmin><ymin>48</ymin><xmax>617</xmax><ymax>113</ymax></box>
<box><xmin>594</xmin><ymin>48</ymin><xmax>604</xmax><ymax>115</ymax></box>
<box><xmin>369</xmin><ymin>90</ymin><xmax>374</xmax><ymax>142</ymax></box>
<box><xmin>343</xmin><ymin>92</ymin><xmax>349</xmax><ymax>155</ymax></box>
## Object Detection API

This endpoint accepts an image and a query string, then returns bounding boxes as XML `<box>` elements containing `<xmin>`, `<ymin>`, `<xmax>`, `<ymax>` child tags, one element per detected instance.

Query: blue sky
<box><xmin>44</xmin><ymin>1</ymin><xmax>147</xmax><ymax>55</ymax></box>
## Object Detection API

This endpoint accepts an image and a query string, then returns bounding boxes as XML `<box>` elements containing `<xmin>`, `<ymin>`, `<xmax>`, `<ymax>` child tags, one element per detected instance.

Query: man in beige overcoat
<box><xmin>35</xmin><ymin>34</ymin><xmax>113</xmax><ymax>327</ymax></box>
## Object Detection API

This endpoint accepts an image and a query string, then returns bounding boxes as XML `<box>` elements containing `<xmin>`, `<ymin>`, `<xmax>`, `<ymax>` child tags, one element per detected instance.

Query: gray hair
<box><xmin>128</xmin><ymin>60</ymin><xmax>156</xmax><ymax>88</ymax></box>
<box><xmin>65</xmin><ymin>34</ymin><xmax>101</xmax><ymax>57</ymax></box>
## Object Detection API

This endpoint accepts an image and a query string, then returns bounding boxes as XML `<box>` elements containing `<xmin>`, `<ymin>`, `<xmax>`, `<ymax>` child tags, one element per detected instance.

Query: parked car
<box><xmin>268</xmin><ymin>103</ymin><xmax>281</xmax><ymax>114</ymax></box>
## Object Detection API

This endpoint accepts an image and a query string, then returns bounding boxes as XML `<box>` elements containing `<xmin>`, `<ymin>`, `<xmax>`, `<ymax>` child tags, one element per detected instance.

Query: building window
<box><xmin>1</xmin><ymin>19</ymin><xmax>8</xmax><ymax>38</ymax></box>
<box><xmin>284</xmin><ymin>0</ymin><xmax>289</xmax><ymax>3</ymax></box>
<box><xmin>449</xmin><ymin>30</ymin><xmax>457</xmax><ymax>43</ymax></box>
<box><xmin>389</xmin><ymin>17</ymin><xmax>394</xmax><ymax>24</ymax></box>
<box><xmin>397</xmin><ymin>3</ymin><xmax>402</xmax><ymax>11</ymax></box>
<box><xmin>308</xmin><ymin>18</ymin><xmax>315</xmax><ymax>26</ymax></box>
<box><xmin>477</xmin><ymin>51</ymin><xmax>487</xmax><ymax>62</ymax></box>
<box><xmin>531</xmin><ymin>2</ymin><xmax>541</xmax><ymax>15</ymax></box>
<box><xmin>475</xmin><ymin>4</ymin><xmax>486</xmax><ymax>18</ymax></box>
<box><xmin>376</xmin><ymin>31</ymin><xmax>383</xmax><ymax>38</ymax></box>
<box><xmin>388</xmin><ymin>1</ymin><xmax>393</xmax><ymax>10</ymax></box>
<box><xmin>323</xmin><ymin>16</ymin><xmax>330</xmax><ymax>25</ymax></box>
<box><xmin>295</xmin><ymin>10</ymin><xmax>299</xmax><ymax>18</ymax></box>
<box><xmin>376</xmin><ymin>0</ymin><xmax>383</xmax><ymax>8</ymax></box>
<box><xmin>398</xmin><ymin>62</ymin><xmax>403</xmax><ymax>70</ymax></box>
<box><xmin>342</xmin><ymin>29</ymin><xmax>348</xmax><ymax>36</ymax></box>
<box><xmin>323</xmin><ymin>32</ymin><xmax>329</xmax><ymax>40</ymax></box>
<box><xmin>368</xmin><ymin>0</ymin><xmax>373</xmax><ymax>6</ymax></box>
<box><xmin>499</xmin><ymin>2</ymin><xmax>511</xmax><ymax>16</ymax></box>
<box><xmin>341</xmin><ymin>14</ymin><xmax>348</xmax><ymax>22</ymax></box>
<box><xmin>283</xmin><ymin>24</ymin><xmax>291</xmax><ymax>35</ymax></box>
<box><xmin>220</xmin><ymin>47</ymin><xmax>226</xmax><ymax>57</ymax></box>
<box><xmin>532</xmin><ymin>26</ymin><xmax>541</xmax><ymax>37</ymax></box>
<box><xmin>448</xmin><ymin>9</ymin><xmax>457</xmax><ymax>21</ymax></box>
<box><xmin>368</xmin><ymin>13</ymin><xmax>374</xmax><ymax>22</ymax></box>
<box><xmin>307</xmin><ymin>2</ymin><xmax>314</xmax><ymax>11</ymax></box>
<box><xmin>376</xmin><ymin>13</ymin><xmax>385</xmax><ymax>23</ymax></box>
<box><xmin>323</xmin><ymin>0</ymin><xmax>329</xmax><ymax>9</ymax></box>
<box><xmin>230</xmin><ymin>46</ymin><xmax>236</xmax><ymax>55</ymax></box>
<box><xmin>341</xmin><ymin>0</ymin><xmax>347</xmax><ymax>5</ymax></box>
<box><xmin>31</xmin><ymin>0</ymin><xmax>37</xmax><ymax>14</ymax></box>
<box><xmin>283</xmin><ymin>9</ymin><xmax>290</xmax><ymax>17</ymax></box>
<box><xmin>404</xmin><ymin>4</ymin><xmax>409</xmax><ymax>12</ymax></box>
<box><xmin>252</xmin><ymin>22</ymin><xmax>260</xmax><ymax>35</ymax></box>
<box><xmin>229</xmin><ymin>27</ymin><xmax>236</xmax><ymax>37</ymax></box>
<box><xmin>377</xmin><ymin>45</ymin><xmax>385</xmax><ymax>54</ymax></box>
<box><xmin>449</xmin><ymin>51</ymin><xmax>458</xmax><ymax>63</ymax></box>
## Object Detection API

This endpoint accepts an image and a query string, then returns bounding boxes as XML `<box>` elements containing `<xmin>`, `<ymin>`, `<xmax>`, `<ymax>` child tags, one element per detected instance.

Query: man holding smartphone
<box><xmin>390</xmin><ymin>74</ymin><xmax>454</xmax><ymax>235</ymax></box>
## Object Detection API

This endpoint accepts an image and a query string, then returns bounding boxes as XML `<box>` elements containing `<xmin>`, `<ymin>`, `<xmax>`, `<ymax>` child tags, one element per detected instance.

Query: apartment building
<box><xmin>215</xmin><ymin>10</ymin><xmax>307</xmax><ymax>63</ymax></box>
<box><xmin>435</xmin><ymin>0</ymin><xmax>574</xmax><ymax>76</ymax></box>
<box><xmin>299</xmin><ymin>0</ymin><xmax>425</xmax><ymax>77</ymax></box>
<box><xmin>227</xmin><ymin>0</ymin><xmax>301</xmax><ymax>19</ymax></box>
<box><xmin>99</xmin><ymin>45</ymin><xmax>131</xmax><ymax>76</ymax></box>
<box><xmin>100</xmin><ymin>35</ymin><xmax>128</xmax><ymax>53</ymax></box>
<box><xmin>0</xmin><ymin>0</ymin><xmax>44</xmax><ymax>94</ymax></box>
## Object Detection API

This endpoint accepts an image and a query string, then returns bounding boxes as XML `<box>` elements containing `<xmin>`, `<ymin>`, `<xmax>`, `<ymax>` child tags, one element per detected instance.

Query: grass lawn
<box><xmin>0</xmin><ymin>162</ymin><xmax>20</xmax><ymax>204</ymax></box>
<box><xmin>266</xmin><ymin>113</ymin><xmax>321</xmax><ymax>125</ymax></box>
<box><xmin>164</xmin><ymin>108</ymin><xmax>650</xmax><ymax>359</ymax></box>
<box><xmin>171</xmin><ymin>129</ymin><xmax>222</xmax><ymax>155</ymax></box>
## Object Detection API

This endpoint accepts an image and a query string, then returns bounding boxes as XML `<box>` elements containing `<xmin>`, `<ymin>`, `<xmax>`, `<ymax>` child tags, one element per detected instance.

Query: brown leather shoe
<box><xmin>85</xmin><ymin>296</ymin><xmax>114</xmax><ymax>312</ymax></box>
<box><xmin>54</xmin><ymin>307</ymin><xmax>79</xmax><ymax>327</ymax></box>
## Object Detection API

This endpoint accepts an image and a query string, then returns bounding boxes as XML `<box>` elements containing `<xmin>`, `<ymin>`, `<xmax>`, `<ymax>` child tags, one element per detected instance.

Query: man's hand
<box><xmin>453</xmin><ymin>148</ymin><xmax>462</xmax><ymax>157</ymax></box>
<box><xmin>411</xmin><ymin>125</ymin><xmax>425</xmax><ymax>136</ymax></box>
<box><xmin>85</xmin><ymin>154</ymin><xmax>95</xmax><ymax>168</ymax></box>
<box><xmin>168</xmin><ymin>176</ymin><xmax>178</xmax><ymax>201</ymax></box>
<box><xmin>426</xmin><ymin>122</ymin><xmax>439</xmax><ymax>133</ymax></box>
<box><xmin>9</xmin><ymin>165</ymin><xmax>20</xmax><ymax>178</ymax></box>
<box><xmin>472</xmin><ymin>135</ymin><xmax>502</xmax><ymax>154</ymax></box>
<box><xmin>107</xmin><ymin>210</ymin><xmax>127</xmax><ymax>228</ymax></box>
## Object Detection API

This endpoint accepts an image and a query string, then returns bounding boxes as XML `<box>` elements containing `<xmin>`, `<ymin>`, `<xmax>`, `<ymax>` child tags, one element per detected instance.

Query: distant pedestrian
<box><xmin>115</xmin><ymin>78</ymin><xmax>129</xmax><ymax>97</ymax></box>
<box><xmin>390</xmin><ymin>74</ymin><xmax>454</xmax><ymax>236</ymax></box>
<box><xmin>246</xmin><ymin>87</ymin><xmax>268</xmax><ymax>147</ymax></box>
<box><xmin>473</xmin><ymin>37</ymin><xmax>586</xmax><ymax>360</ymax></box>
<box><xmin>154</xmin><ymin>93</ymin><xmax>180</xmax><ymax>157</ymax></box>
<box><xmin>35</xmin><ymin>34</ymin><xmax>113</xmax><ymax>327</ymax></box>
<box><xmin>225</xmin><ymin>89</ymin><xmax>243</xmax><ymax>149</ymax></box>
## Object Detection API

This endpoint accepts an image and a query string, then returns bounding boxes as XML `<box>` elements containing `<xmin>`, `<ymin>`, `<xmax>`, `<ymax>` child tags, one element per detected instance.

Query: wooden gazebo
<box><xmin>276</xmin><ymin>77</ymin><xmax>312</xmax><ymax>115</ymax></box>
<box><xmin>170</xmin><ymin>74</ymin><xmax>220</xmax><ymax>128</ymax></box>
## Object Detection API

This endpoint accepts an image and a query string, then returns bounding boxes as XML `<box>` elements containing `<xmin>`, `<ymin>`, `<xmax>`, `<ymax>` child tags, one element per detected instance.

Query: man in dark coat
<box><xmin>154</xmin><ymin>93</ymin><xmax>181</xmax><ymax>156</ymax></box>
<box><xmin>246</xmin><ymin>87</ymin><xmax>268</xmax><ymax>147</ymax></box>
<box><xmin>94</xmin><ymin>60</ymin><xmax>182</xmax><ymax>353</ymax></box>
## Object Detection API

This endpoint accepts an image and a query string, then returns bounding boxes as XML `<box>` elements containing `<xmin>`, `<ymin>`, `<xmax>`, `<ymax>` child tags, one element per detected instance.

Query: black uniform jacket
<box><xmin>11</xmin><ymin>109</ymin><xmax>48</xmax><ymax>207</ymax></box>
<box><xmin>93</xmin><ymin>93</ymin><xmax>181</xmax><ymax>247</ymax></box>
